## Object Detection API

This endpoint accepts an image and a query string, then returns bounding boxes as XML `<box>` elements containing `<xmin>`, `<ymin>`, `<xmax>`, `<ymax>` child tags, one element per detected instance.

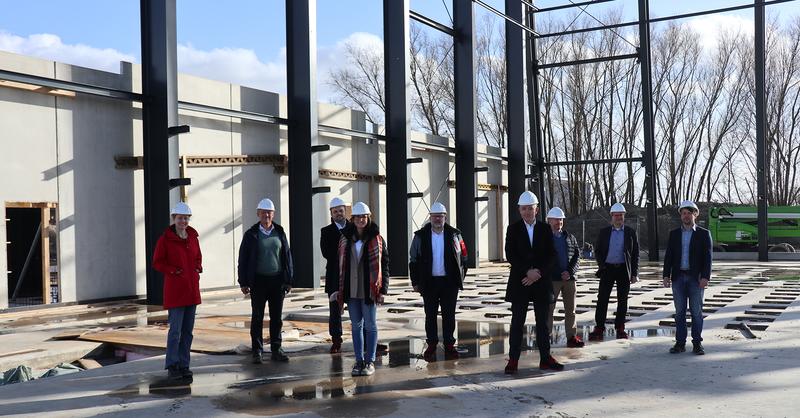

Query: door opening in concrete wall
<box><xmin>5</xmin><ymin>203</ymin><xmax>59</xmax><ymax>307</ymax></box>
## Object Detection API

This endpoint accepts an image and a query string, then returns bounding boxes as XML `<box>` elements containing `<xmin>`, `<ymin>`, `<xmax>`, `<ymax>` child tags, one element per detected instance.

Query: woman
<box><xmin>152</xmin><ymin>202</ymin><xmax>203</xmax><ymax>380</ymax></box>
<box><xmin>329</xmin><ymin>202</ymin><xmax>389</xmax><ymax>377</ymax></box>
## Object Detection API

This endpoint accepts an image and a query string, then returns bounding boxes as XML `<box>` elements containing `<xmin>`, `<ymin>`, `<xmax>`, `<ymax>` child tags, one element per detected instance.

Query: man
<box><xmin>663</xmin><ymin>200</ymin><xmax>712</xmax><ymax>355</ymax></box>
<box><xmin>409</xmin><ymin>202</ymin><xmax>468</xmax><ymax>362</ymax></box>
<box><xmin>504</xmin><ymin>191</ymin><xmax>564</xmax><ymax>374</ymax></box>
<box><xmin>238</xmin><ymin>198</ymin><xmax>293</xmax><ymax>364</ymax></box>
<box><xmin>589</xmin><ymin>203</ymin><xmax>639</xmax><ymax>341</ymax></box>
<box><xmin>546</xmin><ymin>207</ymin><xmax>584</xmax><ymax>348</ymax></box>
<box><xmin>321</xmin><ymin>197</ymin><xmax>350</xmax><ymax>354</ymax></box>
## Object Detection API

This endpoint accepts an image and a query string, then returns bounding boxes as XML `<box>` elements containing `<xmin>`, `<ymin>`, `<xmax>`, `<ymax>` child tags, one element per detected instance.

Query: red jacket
<box><xmin>152</xmin><ymin>225</ymin><xmax>203</xmax><ymax>309</ymax></box>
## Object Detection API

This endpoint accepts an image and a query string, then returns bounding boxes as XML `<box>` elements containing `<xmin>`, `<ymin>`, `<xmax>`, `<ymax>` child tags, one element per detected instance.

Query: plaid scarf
<box><xmin>337</xmin><ymin>233</ymin><xmax>383</xmax><ymax>313</ymax></box>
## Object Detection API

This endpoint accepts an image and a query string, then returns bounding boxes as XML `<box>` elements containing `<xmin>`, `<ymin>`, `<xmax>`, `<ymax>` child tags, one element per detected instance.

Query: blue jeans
<box><xmin>166</xmin><ymin>305</ymin><xmax>197</xmax><ymax>369</ymax></box>
<box><xmin>348</xmin><ymin>298</ymin><xmax>377</xmax><ymax>362</ymax></box>
<box><xmin>672</xmin><ymin>272</ymin><xmax>705</xmax><ymax>344</ymax></box>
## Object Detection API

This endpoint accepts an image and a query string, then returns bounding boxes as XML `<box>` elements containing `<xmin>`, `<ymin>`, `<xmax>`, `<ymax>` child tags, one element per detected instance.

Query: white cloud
<box><xmin>177</xmin><ymin>43</ymin><xmax>287</xmax><ymax>94</ymax></box>
<box><xmin>687</xmin><ymin>14</ymin><xmax>754</xmax><ymax>51</ymax></box>
<box><xmin>0</xmin><ymin>31</ymin><xmax>136</xmax><ymax>73</ymax></box>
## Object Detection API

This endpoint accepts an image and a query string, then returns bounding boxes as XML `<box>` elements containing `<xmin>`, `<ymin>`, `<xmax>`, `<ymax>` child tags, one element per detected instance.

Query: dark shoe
<box><xmin>444</xmin><ymin>344</ymin><xmax>460</xmax><ymax>360</ymax></box>
<box><xmin>669</xmin><ymin>343</ymin><xmax>686</xmax><ymax>354</ymax></box>
<box><xmin>252</xmin><ymin>354</ymin><xmax>264</xmax><ymax>364</ymax></box>
<box><xmin>566</xmin><ymin>336</ymin><xmax>585</xmax><ymax>348</ymax></box>
<box><xmin>692</xmin><ymin>343</ymin><xmax>705</xmax><ymax>355</ymax></box>
<box><xmin>504</xmin><ymin>359</ymin><xmax>519</xmax><ymax>374</ymax></box>
<box><xmin>330</xmin><ymin>342</ymin><xmax>342</xmax><ymax>354</ymax></box>
<box><xmin>539</xmin><ymin>356</ymin><xmax>565</xmax><ymax>371</ymax></box>
<box><xmin>423</xmin><ymin>344</ymin><xmax>437</xmax><ymax>362</ymax></box>
<box><xmin>615</xmin><ymin>327</ymin><xmax>629</xmax><ymax>339</ymax></box>
<box><xmin>363</xmin><ymin>361</ymin><xmax>376</xmax><ymax>376</ymax></box>
<box><xmin>588</xmin><ymin>326</ymin><xmax>605</xmax><ymax>341</ymax></box>
<box><xmin>167</xmin><ymin>366</ymin><xmax>183</xmax><ymax>379</ymax></box>
<box><xmin>271</xmin><ymin>348</ymin><xmax>289</xmax><ymax>362</ymax></box>
<box><xmin>180</xmin><ymin>367</ymin><xmax>193</xmax><ymax>378</ymax></box>
<box><xmin>351</xmin><ymin>361</ymin><xmax>364</xmax><ymax>376</ymax></box>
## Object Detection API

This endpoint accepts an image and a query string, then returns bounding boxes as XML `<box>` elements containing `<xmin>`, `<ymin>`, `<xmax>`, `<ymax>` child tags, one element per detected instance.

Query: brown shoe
<box><xmin>423</xmin><ymin>344</ymin><xmax>437</xmax><ymax>362</ymax></box>
<box><xmin>504</xmin><ymin>359</ymin><xmax>519</xmax><ymax>374</ymax></box>
<box><xmin>588</xmin><ymin>326</ymin><xmax>605</xmax><ymax>341</ymax></box>
<box><xmin>615</xmin><ymin>327</ymin><xmax>629</xmax><ymax>339</ymax></box>
<box><xmin>539</xmin><ymin>355</ymin><xmax>564</xmax><ymax>371</ymax></box>
<box><xmin>444</xmin><ymin>344</ymin><xmax>460</xmax><ymax>360</ymax></box>
<box><xmin>330</xmin><ymin>342</ymin><xmax>342</xmax><ymax>354</ymax></box>
<box><xmin>566</xmin><ymin>336</ymin><xmax>585</xmax><ymax>348</ymax></box>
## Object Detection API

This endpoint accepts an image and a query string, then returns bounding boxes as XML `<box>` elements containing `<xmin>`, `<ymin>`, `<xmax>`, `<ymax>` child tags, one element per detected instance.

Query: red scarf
<box><xmin>337</xmin><ymin>233</ymin><xmax>383</xmax><ymax>313</ymax></box>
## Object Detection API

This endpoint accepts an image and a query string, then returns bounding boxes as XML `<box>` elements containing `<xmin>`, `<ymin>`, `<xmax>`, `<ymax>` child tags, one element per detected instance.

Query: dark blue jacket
<box><xmin>662</xmin><ymin>225</ymin><xmax>713</xmax><ymax>281</ymax></box>
<box><xmin>237</xmin><ymin>222</ymin><xmax>294</xmax><ymax>288</ymax></box>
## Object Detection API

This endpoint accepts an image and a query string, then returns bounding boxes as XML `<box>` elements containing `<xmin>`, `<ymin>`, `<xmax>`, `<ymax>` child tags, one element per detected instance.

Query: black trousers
<box><xmin>595</xmin><ymin>264</ymin><xmax>630</xmax><ymax>328</ymax></box>
<box><xmin>328</xmin><ymin>300</ymin><xmax>342</xmax><ymax>343</ymax></box>
<box><xmin>509</xmin><ymin>298</ymin><xmax>551</xmax><ymax>362</ymax></box>
<box><xmin>422</xmin><ymin>277</ymin><xmax>459</xmax><ymax>346</ymax></box>
<box><xmin>250</xmin><ymin>276</ymin><xmax>285</xmax><ymax>355</ymax></box>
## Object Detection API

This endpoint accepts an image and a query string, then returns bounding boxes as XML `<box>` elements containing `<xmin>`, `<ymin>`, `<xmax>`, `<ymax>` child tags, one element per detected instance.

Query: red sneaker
<box><xmin>588</xmin><ymin>326</ymin><xmax>605</xmax><ymax>341</ymax></box>
<box><xmin>616</xmin><ymin>327</ymin><xmax>629</xmax><ymax>339</ymax></box>
<box><xmin>423</xmin><ymin>344</ymin><xmax>437</xmax><ymax>362</ymax></box>
<box><xmin>539</xmin><ymin>355</ymin><xmax>564</xmax><ymax>371</ymax></box>
<box><xmin>504</xmin><ymin>359</ymin><xmax>519</xmax><ymax>374</ymax></box>
<box><xmin>444</xmin><ymin>344</ymin><xmax>460</xmax><ymax>360</ymax></box>
<box><xmin>566</xmin><ymin>336</ymin><xmax>585</xmax><ymax>348</ymax></box>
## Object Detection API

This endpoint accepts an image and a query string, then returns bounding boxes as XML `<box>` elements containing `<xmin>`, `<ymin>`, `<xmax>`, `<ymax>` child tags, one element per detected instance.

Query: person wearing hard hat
<box><xmin>589</xmin><ymin>203</ymin><xmax>640</xmax><ymax>341</ymax></box>
<box><xmin>663</xmin><ymin>200</ymin><xmax>712</xmax><ymax>355</ymax></box>
<box><xmin>320</xmin><ymin>197</ymin><xmax>350</xmax><ymax>354</ymax></box>
<box><xmin>545</xmin><ymin>207</ymin><xmax>584</xmax><ymax>348</ymax></box>
<box><xmin>504</xmin><ymin>191</ymin><xmax>564</xmax><ymax>374</ymax></box>
<box><xmin>237</xmin><ymin>198</ymin><xmax>294</xmax><ymax>364</ymax></box>
<box><xmin>152</xmin><ymin>202</ymin><xmax>203</xmax><ymax>380</ymax></box>
<box><xmin>330</xmin><ymin>202</ymin><xmax>389</xmax><ymax>376</ymax></box>
<box><xmin>409</xmin><ymin>202</ymin><xmax>469</xmax><ymax>362</ymax></box>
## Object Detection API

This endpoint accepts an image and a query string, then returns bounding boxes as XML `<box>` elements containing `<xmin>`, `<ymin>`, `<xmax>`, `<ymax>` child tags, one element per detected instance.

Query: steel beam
<box><xmin>0</xmin><ymin>69</ymin><xmax>143</xmax><ymax>101</ymax></box>
<box><xmin>755</xmin><ymin>0</ymin><xmax>769</xmax><ymax>261</ymax></box>
<box><xmin>525</xmin><ymin>7</ymin><xmax>547</xmax><ymax>218</ymax></box>
<box><xmin>538</xmin><ymin>53</ymin><xmax>639</xmax><ymax>69</ymax></box>
<box><xmin>384</xmin><ymin>0</ymin><xmax>412</xmax><ymax>276</ymax></box>
<box><xmin>506</xmin><ymin>0</ymin><xmax>526</xmax><ymax>226</ymax></box>
<box><xmin>638</xmin><ymin>0</ymin><xmax>659</xmax><ymax>261</ymax></box>
<box><xmin>533</xmin><ymin>0</ymin><xmax>616</xmax><ymax>14</ymax></box>
<box><xmin>454</xmin><ymin>0</ymin><xmax>478</xmax><ymax>268</ymax></box>
<box><xmin>141</xmin><ymin>0</ymin><xmax>179</xmax><ymax>305</ymax></box>
<box><xmin>409</xmin><ymin>10</ymin><xmax>455</xmax><ymax>36</ymax></box>
<box><xmin>542</xmin><ymin>157</ymin><xmax>644</xmax><ymax>167</ymax></box>
<box><xmin>473</xmin><ymin>0</ymin><xmax>539</xmax><ymax>36</ymax></box>
<box><xmin>286</xmin><ymin>0</ymin><xmax>320</xmax><ymax>287</ymax></box>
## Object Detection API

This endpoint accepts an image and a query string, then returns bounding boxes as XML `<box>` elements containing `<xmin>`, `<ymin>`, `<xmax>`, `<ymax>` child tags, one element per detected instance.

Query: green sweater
<box><xmin>256</xmin><ymin>232</ymin><xmax>283</xmax><ymax>276</ymax></box>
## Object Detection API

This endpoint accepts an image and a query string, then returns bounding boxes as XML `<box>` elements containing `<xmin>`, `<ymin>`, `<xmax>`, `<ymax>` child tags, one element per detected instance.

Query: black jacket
<box><xmin>237</xmin><ymin>222</ymin><xmax>294</xmax><ymax>288</ymax></box>
<box><xmin>550</xmin><ymin>229</ymin><xmax>580</xmax><ymax>280</ymax></box>
<box><xmin>338</xmin><ymin>222</ymin><xmax>390</xmax><ymax>305</ymax></box>
<box><xmin>504</xmin><ymin>219</ymin><xmax>556</xmax><ymax>304</ymax></box>
<box><xmin>409</xmin><ymin>223</ymin><xmax>468</xmax><ymax>291</ymax></box>
<box><xmin>594</xmin><ymin>225</ymin><xmax>639</xmax><ymax>278</ymax></box>
<box><xmin>662</xmin><ymin>225</ymin><xmax>713</xmax><ymax>281</ymax></box>
<box><xmin>321</xmin><ymin>220</ymin><xmax>349</xmax><ymax>295</ymax></box>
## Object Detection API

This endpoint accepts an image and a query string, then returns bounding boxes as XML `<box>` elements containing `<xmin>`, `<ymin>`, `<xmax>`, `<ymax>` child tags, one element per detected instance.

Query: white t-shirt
<box><xmin>431</xmin><ymin>230</ymin><xmax>446</xmax><ymax>276</ymax></box>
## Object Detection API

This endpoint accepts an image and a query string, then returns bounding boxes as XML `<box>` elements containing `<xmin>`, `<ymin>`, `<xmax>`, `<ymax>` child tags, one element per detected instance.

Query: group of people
<box><xmin>150</xmin><ymin>190</ymin><xmax>713</xmax><ymax>380</ymax></box>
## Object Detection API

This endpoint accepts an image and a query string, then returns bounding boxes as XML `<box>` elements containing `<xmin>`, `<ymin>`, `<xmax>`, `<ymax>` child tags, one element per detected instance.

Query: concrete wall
<box><xmin>0</xmin><ymin>51</ymin><xmax>509</xmax><ymax>308</ymax></box>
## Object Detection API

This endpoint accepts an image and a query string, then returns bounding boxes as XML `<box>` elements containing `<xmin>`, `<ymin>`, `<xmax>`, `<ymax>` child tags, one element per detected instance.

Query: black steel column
<box><xmin>506</xmin><ymin>0</ymin><xmax>525</xmax><ymax>225</ymax></box>
<box><xmin>384</xmin><ymin>0</ymin><xmax>411</xmax><ymax>276</ymax></box>
<box><xmin>755</xmin><ymin>0</ymin><xmax>769</xmax><ymax>261</ymax></box>
<box><xmin>638</xmin><ymin>0</ymin><xmax>659</xmax><ymax>261</ymax></box>
<box><xmin>141</xmin><ymin>0</ymin><xmax>179</xmax><ymax>305</ymax></box>
<box><xmin>455</xmin><ymin>0</ymin><xmax>477</xmax><ymax>268</ymax></box>
<box><xmin>286</xmin><ymin>0</ymin><xmax>319</xmax><ymax>286</ymax></box>
<box><xmin>525</xmin><ymin>7</ymin><xmax>547</xmax><ymax>217</ymax></box>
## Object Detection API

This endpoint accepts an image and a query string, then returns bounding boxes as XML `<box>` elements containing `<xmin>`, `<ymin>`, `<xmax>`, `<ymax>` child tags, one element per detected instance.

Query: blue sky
<box><xmin>1</xmin><ymin>0</ymin><xmax>798</xmax><ymax>100</ymax></box>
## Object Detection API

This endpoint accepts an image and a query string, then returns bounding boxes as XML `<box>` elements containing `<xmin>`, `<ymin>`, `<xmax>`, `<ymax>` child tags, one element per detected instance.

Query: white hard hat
<box><xmin>171</xmin><ymin>202</ymin><xmax>192</xmax><ymax>216</ymax></box>
<box><xmin>257</xmin><ymin>198</ymin><xmax>275</xmax><ymax>211</ymax></box>
<box><xmin>329</xmin><ymin>197</ymin><xmax>347</xmax><ymax>209</ymax></box>
<box><xmin>610</xmin><ymin>203</ymin><xmax>626</xmax><ymax>214</ymax></box>
<box><xmin>678</xmin><ymin>200</ymin><xmax>699</xmax><ymax>213</ymax></box>
<box><xmin>429</xmin><ymin>202</ymin><xmax>447</xmax><ymax>215</ymax></box>
<box><xmin>517</xmin><ymin>191</ymin><xmax>539</xmax><ymax>206</ymax></box>
<box><xmin>546</xmin><ymin>207</ymin><xmax>566</xmax><ymax>219</ymax></box>
<box><xmin>351</xmin><ymin>201</ymin><xmax>371</xmax><ymax>216</ymax></box>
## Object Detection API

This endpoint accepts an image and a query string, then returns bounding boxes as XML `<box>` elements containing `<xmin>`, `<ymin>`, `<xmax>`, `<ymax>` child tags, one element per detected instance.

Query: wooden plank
<box><xmin>0</xmin><ymin>348</ymin><xmax>44</xmax><ymax>358</ymax></box>
<box><xmin>76</xmin><ymin>358</ymin><xmax>102</xmax><ymax>370</ymax></box>
<box><xmin>5</xmin><ymin>202</ymin><xmax>57</xmax><ymax>209</ymax></box>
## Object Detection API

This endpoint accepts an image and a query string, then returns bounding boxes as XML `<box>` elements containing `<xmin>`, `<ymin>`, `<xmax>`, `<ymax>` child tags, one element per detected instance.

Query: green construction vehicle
<box><xmin>708</xmin><ymin>206</ymin><xmax>800</xmax><ymax>252</ymax></box>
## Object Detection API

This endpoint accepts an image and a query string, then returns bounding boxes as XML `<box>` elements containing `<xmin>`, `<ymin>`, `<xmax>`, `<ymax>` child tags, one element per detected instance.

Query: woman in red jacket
<box><xmin>152</xmin><ymin>202</ymin><xmax>202</xmax><ymax>380</ymax></box>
